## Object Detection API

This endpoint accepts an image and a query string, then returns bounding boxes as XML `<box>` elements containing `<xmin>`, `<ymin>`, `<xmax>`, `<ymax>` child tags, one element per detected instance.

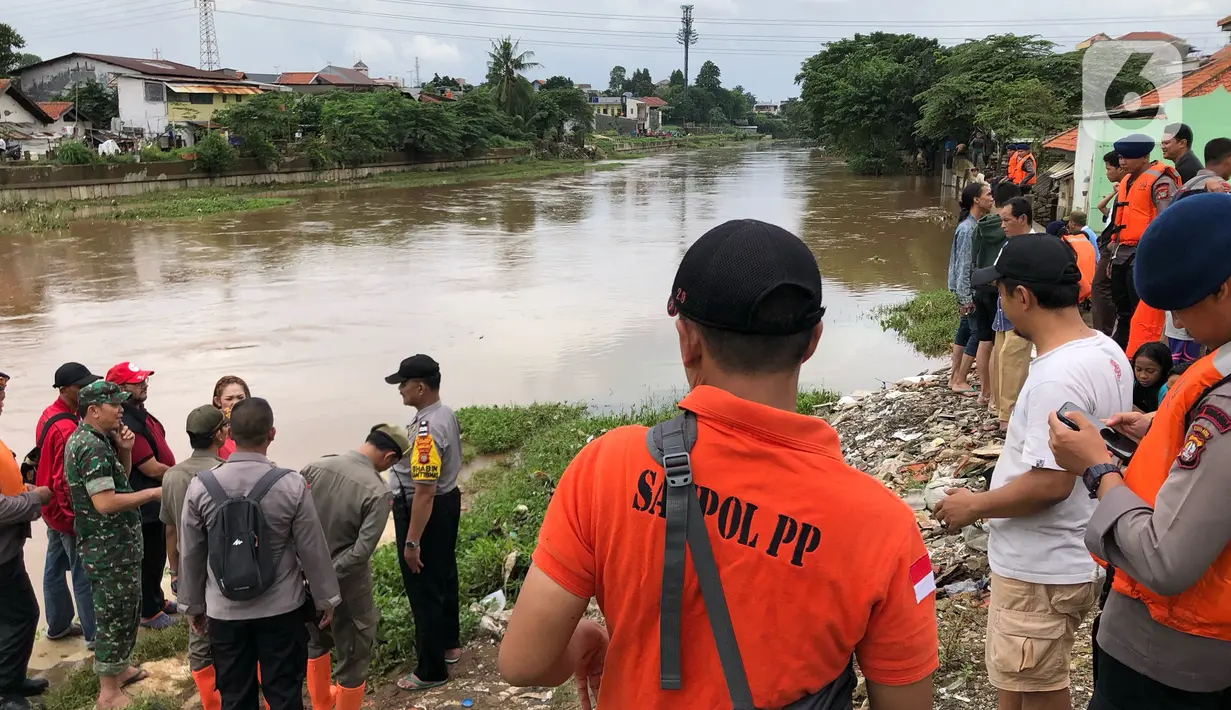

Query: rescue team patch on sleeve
<box><xmin>909</xmin><ymin>554</ymin><xmax>936</xmax><ymax>604</ymax></box>
<box><xmin>1155</xmin><ymin>181</ymin><xmax>1173</xmax><ymax>202</ymax></box>
<box><xmin>1177</xmin><ymin>426</ymin><xmax>1212</xmax><ymax>470</ymax></box>
<box><xmin>409</xmin><ymin>420</ymin><xmax>441</xmax><ymax>482</ymax></box>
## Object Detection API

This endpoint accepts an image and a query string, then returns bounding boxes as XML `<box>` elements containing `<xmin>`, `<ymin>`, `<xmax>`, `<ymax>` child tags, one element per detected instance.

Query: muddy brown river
<box><xmin>0</xmin><ymin>145</ymin><xmax>952</xmax><ymax>658</ymax></box>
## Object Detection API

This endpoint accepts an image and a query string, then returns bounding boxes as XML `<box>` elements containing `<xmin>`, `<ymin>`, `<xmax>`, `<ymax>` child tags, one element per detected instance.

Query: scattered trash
<box><xmin>502</xmin><ymin>550</ymin><xmax>518</xmax><ymax>585</ymax></box>
<box><xmin>940</xmin><ymin>578</ymin><xmax>987</xmax><ymax>597</ymax></box>
<box><xmin>462</xmin><ymin>699</ymin><xmax>474</xmax><ymax>708</ymax></box>
<box><xmin>891</xmin><ymin>430</ymin><xmax>924</xmax><ymax>442</ymax></box>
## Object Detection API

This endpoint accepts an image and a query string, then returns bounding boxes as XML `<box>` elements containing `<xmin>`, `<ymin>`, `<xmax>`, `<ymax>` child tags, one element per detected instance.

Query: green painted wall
<box><xmin>1085</xmin><ymin>86</ymin><xmax>1231</xmax><ymax>231</ymax></box>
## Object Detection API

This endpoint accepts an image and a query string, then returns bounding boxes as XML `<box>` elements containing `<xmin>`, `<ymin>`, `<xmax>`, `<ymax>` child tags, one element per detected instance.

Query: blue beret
<box><xmin>1114</xmin><ymin>133</ymin><xmax>1154</xmax><ymax>159</ymax></box>
<box><xmin>1135</xmin><ymin>192</ymin><xmax>1231</xmax><ymax>311</ymax></box>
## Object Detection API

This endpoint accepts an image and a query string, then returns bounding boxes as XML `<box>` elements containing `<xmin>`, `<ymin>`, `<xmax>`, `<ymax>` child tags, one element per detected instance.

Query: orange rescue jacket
<box><xmin>1019</xmin><ymin>152</ymin><xmax>1037</xmax><ymax>186</ymax></box>
<box><xmin>1061</xmin><ymin>233</ymin><xmax>1095</xmax><ymax>302</ymax></box>
<box><xmin>1112</xmin><ymin>161</ymin><xmax>1180</xmax><ymax>247</ymax></box>
<box><xmin>1108</xmin><ymin>346</ymin><xmax>1231</xmax><ymax>640</ymax></box>
<box><xmin>1006</xmin><ymin>153</ymin><xmax>1022</xmax><ymax>184</ymax></box>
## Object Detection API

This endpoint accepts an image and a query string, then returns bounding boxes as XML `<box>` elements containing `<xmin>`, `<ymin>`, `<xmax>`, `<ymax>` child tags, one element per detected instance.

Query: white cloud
<box><xmin>406</xmin><ymin>35</ymin><xmax>462</xmax><ymax>65</ymax></box>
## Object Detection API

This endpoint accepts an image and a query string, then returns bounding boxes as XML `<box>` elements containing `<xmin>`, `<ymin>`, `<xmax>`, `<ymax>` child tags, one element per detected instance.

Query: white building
<box><xmin>0</xmin><ymin>78</ymin><xmax>57</xmax><ymax>159</ymax></box>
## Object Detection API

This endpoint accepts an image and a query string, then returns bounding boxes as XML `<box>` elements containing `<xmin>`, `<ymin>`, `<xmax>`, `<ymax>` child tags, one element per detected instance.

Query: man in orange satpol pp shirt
<box><xmin>499</xmin><ymin>220</ymin><xmax>938</xmax><ymax>710</ymax></box>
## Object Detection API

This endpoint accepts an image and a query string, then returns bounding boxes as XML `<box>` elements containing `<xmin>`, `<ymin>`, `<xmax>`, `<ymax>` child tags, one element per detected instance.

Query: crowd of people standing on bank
<box><xmin>939</xmin><ymin>124</ymin><xmax>1231</xmax><ymax>710</ymax></box>
<box><xmin>0</xmin><ymin>357</ymin><xmax>464</xmax><ymax>710</ymax></box>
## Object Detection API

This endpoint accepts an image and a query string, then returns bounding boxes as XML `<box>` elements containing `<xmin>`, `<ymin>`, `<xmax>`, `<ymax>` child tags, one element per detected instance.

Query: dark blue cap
<box><xmin>1135</xmin><ymin>192</ymin><xmax>1231</xmax><ymax>311</ymax></box>
<box><xmin>1114</xmin><ymin>133</ymin><xmax>1154</xmax><ymax>159</ymax></box>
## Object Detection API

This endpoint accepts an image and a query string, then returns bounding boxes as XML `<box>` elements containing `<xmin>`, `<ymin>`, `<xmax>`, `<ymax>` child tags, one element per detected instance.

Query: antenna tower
<box><xmin>677</xmin><ymin>5</ymin><xmax>698</xmax><ymax>85</ymax></box>
<box><xmin>198</xmin><ymin>0</ymin><xmax>220</xmax><ymax>70</ymax></box>
<box><xmin>415</xmin><ymin>57</ymin><xmax>421</xmax><ymax>86</ymax></box>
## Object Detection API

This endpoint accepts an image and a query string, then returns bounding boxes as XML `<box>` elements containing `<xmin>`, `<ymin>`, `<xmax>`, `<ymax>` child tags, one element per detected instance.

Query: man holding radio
<box><xmin>1048</xmin><ymin>193</ymin><xmax>1231</xmax><ymax>708</ymax></box>
<box><xmin>934</xmin><ymin>234</ymin><xmax>1132</xmax><ymax>710</ymax></box>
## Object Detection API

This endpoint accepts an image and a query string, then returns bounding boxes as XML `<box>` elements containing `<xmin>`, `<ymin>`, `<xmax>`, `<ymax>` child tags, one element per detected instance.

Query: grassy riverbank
<box><xmin>368</xmin><ymin>390</ymin><xmax>836</xmax><ymax>676</ymax></box>
<box><xmin>2</xmin><ymin>158</ymin><xmax>628</xmax><ymax>234</ymax></box>
<box><xmin>45</xmin><ymin>624</ymin><xmax>190</xmax><ymax>710</ymax></box>
<box><xmin>876</xmin><ymin>289</ymin><xmax>960</xmax><ymax>357</ymax></box>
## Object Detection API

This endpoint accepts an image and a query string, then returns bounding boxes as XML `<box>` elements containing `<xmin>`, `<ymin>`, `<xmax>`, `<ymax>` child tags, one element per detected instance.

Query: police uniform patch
<box><xmin>409</xmin><ymin>419</ymin><xmax>441</xmax><ymax>482</ymax></box>
<box><xmin>1155</xmin><ymin>181</ymin><xmax>1172</xmax><ymax>202</ymax></box>
<box><xmin>1177</xmin><ymin>428</ymin><xmax>1210</xmax><ymax>469</ymax></box>
<box><xmin>1194</xmin><ymin>404</ymin><xmax>1231</xmax><ymax>433</ymax></box>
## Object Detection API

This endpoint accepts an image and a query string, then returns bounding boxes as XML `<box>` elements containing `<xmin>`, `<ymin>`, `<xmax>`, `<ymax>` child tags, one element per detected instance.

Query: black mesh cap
<box><xmin>667</xmin><ymin>219</ymin><xmax>824</xmax><ymax>335</ymax></box>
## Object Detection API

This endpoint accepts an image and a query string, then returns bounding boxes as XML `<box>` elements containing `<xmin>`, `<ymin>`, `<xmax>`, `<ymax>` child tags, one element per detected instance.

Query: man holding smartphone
<box><xmin>1048</xmin><ymin>193</ymin><xmax>1231</xmax><ymax>708</ymax></box>
<box><xmin>934</xmin><ymin>235</ymin><xmax>1132</xmax><ymax>710</ymax></box>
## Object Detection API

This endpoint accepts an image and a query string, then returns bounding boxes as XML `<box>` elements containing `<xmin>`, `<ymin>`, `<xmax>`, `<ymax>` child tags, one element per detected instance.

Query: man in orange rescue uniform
<box><xmin>1106</xmin><ymin>134</ymin><xmax>1179</xmax><ymax>354</ymax></box>
<box><xmin>498</xmin><ymin>219</ymin><xmax>938</xmax><ymax>710</ymax></box>
<box><xmin>1049</xmin><ymin>192</ymin><xmax>1231</xmax><ymax>708</ymax></box>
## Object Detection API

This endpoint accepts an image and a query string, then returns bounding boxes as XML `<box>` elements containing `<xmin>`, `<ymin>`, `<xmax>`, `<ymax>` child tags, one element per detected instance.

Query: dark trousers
<box><xmin>1092</xmin><ymin>247</ymin><xmax>1116</xmax><ymax>336</ymax></box>
<box><xmin>210</xmin><ymin>608</ymin><xmax>309</xmax><ymax>710</ymax></box>
<box><xmin>140</xmin><ymin>521</ymin><xmax>167</xmax><ymax>619</ymax></box>
<box><xmin>0</xmin><ymin>554</ymin><xmax>38</xmax><ymax>694</ymax></box>
<box><xmin>1089</xmin><ymin>645</ymin><xmax>1231</xmax><ymax>710</ymax></box>
<box><xmin>1110</xmin><ymin>252</ymin><xmax>1139</xmax><ymax>351</ymax></box>
<box><xmin>393</xmin><ymin>488</ymin><xmax>461</xmax><ymax>683</ymax></box>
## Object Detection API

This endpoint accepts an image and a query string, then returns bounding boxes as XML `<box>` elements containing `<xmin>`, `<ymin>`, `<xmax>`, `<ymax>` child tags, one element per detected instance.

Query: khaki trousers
<box><xmin>994</xmin><ymin>330</ymin><xmax>1032</xmax><ymax>423</ymax></box>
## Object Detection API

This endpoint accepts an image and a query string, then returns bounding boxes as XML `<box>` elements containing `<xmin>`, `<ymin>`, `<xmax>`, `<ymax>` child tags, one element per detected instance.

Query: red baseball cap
<box><xmin>106</xmin><ymin>362</ymin><xmax>155</xmax><ymax>385</ymax></box>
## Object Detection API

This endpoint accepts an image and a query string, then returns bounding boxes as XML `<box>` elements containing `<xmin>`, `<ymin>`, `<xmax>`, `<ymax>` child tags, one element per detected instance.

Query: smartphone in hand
<box><xmin>1057</xmin><ymin>402</ymin><xmax>1137</xmax><ymax>462</ymax></box>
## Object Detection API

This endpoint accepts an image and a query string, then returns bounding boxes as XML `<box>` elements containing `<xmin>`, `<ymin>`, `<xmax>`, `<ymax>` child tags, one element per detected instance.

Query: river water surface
<box><xmin>1</xmin><ymin>145</ymin><xmax>952</xmax><ymax>655</ymax></box>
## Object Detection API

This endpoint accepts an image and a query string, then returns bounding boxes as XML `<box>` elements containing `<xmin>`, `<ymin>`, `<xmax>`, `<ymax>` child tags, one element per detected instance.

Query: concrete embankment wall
<box><xmin>0</xmin><ymin>147</ymin><xmax>531</xmax><ymax>205</ymax></box>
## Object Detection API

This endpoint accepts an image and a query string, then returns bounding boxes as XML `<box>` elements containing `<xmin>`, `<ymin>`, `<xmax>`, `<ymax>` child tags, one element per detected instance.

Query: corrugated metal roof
<box><xmin>277</xmin><ymin>72</ymin><xmax>319</xmax><ymax>85</ymax></box>
<box><xmin>165</xmin><ymin>84</ymin><xmax>263</xmax><ymax>95</ymax></box>
<box><xmin>1044</xmin><ymin>127</ymin><xmax>1078</xmax><ymax>152</ymax></box>
<box><xmin>1046</xmin><ymin>160</ymin><xmax>1075</xmax><ymax>179</ymax></box>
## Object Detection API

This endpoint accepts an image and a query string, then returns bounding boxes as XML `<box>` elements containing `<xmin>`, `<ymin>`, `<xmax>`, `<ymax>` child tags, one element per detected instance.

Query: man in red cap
<box><xmin>105</xmin><ymin>362</ymin><xmax>177</xmax><ymax>630</ymax></box>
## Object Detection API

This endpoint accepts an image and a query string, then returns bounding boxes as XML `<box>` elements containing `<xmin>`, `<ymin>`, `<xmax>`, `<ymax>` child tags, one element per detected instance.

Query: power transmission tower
<box><xmin>415</xmin><ymin>57</ymin><xmax>421</xmax><ymax>87</ymax></box>
<box><xmin>197</xmin><ymin>0</ymin><xmax>220</xmax><ymax>70</ymax></box>
<box><xmin>677</xmin><ymin>5</ymin><xmax>698</xmax><ymax>86</ymax></box>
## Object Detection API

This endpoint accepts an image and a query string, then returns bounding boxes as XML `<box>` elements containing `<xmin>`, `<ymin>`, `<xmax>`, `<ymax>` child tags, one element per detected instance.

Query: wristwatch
<box><xmin>1082</xmin><ymin>463</ymin><xmax>1121</xmax><ymax>498</ymax></box>
<box><xmin>405</xmin><ymin>540</ymin><xmax>420</xmax><ymax>550</ymax></box>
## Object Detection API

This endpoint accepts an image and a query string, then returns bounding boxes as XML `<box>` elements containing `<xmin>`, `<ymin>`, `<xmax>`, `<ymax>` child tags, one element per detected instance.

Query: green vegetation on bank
<box><xmin>44</xmin><ymin>624</ymin><xmax>191</xmax><ymax>710</ymax></box>
<box><xmin>2</xmin><ymin>159</ymin><xmax>627</xmax><ymax>234</ymax></box>
<box><xmin>875</xmin><ymin>289</ymin><xmax>959</xmax><ymax>357</ymax></box>
<box><xmin>368</xmin><ymin>391</ymin><xmax>837</xmax><ymax>676</ymax></box>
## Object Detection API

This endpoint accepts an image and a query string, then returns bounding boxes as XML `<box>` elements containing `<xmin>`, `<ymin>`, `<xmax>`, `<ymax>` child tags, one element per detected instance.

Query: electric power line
<box><xmin>15</xmin><ymin>0</ymin><xmax>195</xmax><ymax>33</ymax></box>
<box><xmin>198</xmin><ymin>0</ymin><xmax>221</xmax><ymax>70</ymax></box>
<box><xmin>23</xmin><ymin>10</ymin><xmax>197</xmax><ymax>41</ymax></box>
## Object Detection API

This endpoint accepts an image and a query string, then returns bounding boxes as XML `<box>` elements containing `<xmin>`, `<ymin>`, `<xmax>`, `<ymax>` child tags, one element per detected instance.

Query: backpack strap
<box><xmin>647</xmin><ymin>412</ymin><xmax>756</xmax><ymax>710</ymax></box>
<box><xmin>247</xmin><ymin>467</ymin><xmax>292</xmax><ymax>503</ymax></box>
<box><xmin>197</xmin><ymin>469</ymin><xmax>231</xmax><ymax>507</ymax></box>
<box><xmin>37</xmin><ymin>413</ymin><xmax>77</xmax><ymax>450</ymax></box>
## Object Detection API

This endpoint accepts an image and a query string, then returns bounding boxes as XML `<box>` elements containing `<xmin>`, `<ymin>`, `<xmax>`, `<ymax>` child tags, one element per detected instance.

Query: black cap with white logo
<box><xmin>667</xmin><ymin>219</ymin><xmax>825</xmax><ymax>335</ymax></box>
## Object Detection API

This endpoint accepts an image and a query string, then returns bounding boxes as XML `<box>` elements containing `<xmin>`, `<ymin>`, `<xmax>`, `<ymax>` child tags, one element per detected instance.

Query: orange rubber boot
<box><xmin>335</xmin><ymin>683</ymin><xmax>365</xmax><ymax>710</ymax></box>
<box><xmin>306</xmin><ymin>656</ymin><xmax>337</xmax><ymax>710</ymax></box>
<box><xmin>191</xmin><ymin>666</ymin><xmax>223</xmax><ymax>710</ymax></box>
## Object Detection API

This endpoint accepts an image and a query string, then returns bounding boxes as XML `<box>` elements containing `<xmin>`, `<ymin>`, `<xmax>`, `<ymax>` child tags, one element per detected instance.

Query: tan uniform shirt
<box><xmin>179</xmin><ymin>452</ymin><xmax>340</xmax><ymax>621</ymax></box>
<box><xmin>1086</xmin><ymin>384</ymin><xmax>1231</xmax><ymax>692</ymax></box>
<box><xmin>300</xmin><ymin>451</ymin><xmax>391</xmax><ymax>599</ymax></box>
<box><xmin>159</xmin><ymin>450</ymin><xmax>225</xmax><ymax>529</ymax></box>
<box><xmin>389</xmin><ymin>401</ymin><xmax>462</xmax><ymax>498</ymax></box>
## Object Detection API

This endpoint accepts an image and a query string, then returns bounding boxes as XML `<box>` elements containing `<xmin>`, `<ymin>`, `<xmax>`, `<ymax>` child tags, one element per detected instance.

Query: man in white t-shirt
<box><xmin>935</xmin><ymin>234</ymin><xmax>1132</xmax><ymax>710</ymax></box>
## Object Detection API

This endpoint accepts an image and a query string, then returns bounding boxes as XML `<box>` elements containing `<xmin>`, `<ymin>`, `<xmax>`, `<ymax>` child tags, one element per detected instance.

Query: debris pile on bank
<box><xmin>819</xmin><ymin>370</ymin><xmax>1094</xmax><ymax>708</ymax></box>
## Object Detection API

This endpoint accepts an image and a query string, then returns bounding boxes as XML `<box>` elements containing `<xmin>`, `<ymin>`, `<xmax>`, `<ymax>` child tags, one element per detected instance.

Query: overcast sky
<box><xmin>11</xmin><ymin>0</ymin><xmax>1228</xmax><ymax>101</ymax></box>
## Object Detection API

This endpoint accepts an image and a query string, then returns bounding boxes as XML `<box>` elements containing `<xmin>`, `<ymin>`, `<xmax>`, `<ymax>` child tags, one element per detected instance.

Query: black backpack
<box><xmin>20</xmin><ymin>413</ymin><xmax>78</xmax><ymax>484</ymax></box>
<box><xmin>197</xmin><ymin>466</ymin><xmax>292</xmax><ymax>601</ymax></box>
<box><xmin>647</xmin><ymin>413</ymin><xmax>856</xmax><ymax>710</ymax></box>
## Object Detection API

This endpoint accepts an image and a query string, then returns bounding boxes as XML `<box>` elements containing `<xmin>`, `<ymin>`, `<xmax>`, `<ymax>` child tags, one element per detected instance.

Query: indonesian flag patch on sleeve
<box><xmin>909</xmin><ymin>553</ymin><xmax>936</xmax><ymax>603</ymax></box>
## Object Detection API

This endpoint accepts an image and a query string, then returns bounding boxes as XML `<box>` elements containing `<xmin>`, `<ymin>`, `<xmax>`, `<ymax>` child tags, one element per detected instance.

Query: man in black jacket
<box><xmin>1162</xmin><ymin>123</ymin><xmax>1203</xmax><ymax>185</ymax></box>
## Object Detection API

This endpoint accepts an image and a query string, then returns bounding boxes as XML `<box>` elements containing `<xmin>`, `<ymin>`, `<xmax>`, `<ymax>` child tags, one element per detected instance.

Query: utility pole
<box><xmin>677</xmin><ymin>5</ymin><xmax>698</xmax><ymax>86</ymax></box>
<box><xmin>415</xmin><ymin>56</ymin><xmax>421</xmax><ymax>87</ymax></box>
<box><xmin>197</xmin><ymin>0</ymin><xmax>220</xmax><ymax>70</ymax></box>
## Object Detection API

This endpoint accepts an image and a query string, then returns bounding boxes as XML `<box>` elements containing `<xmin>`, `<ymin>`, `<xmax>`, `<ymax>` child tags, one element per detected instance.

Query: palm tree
<box><xmin>486</xmin><ymin>36</ymin><xmax>541</xmax><ymax>117</ymax></box>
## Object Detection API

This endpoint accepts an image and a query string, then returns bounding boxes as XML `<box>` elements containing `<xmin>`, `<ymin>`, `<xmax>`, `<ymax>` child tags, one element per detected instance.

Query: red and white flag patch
<box><xmin>909</xmin><ymin>554</ymin><xmax>936</xmax><ymax>603</ymax></box>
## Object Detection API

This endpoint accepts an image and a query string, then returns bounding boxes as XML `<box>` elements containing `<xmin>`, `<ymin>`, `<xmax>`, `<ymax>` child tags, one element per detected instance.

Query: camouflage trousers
<box><xmin>188</xmin><ymin>624</ymin><xmax>213</xmax><ymax>672</ymax></box>
<box><xmin>87</xmin><ymin>562</ymin><xmax>141</xmax><ymax>677</ymax></box>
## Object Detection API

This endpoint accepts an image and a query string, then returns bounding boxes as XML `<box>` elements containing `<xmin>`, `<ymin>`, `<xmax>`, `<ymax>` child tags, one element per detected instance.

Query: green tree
<box><xmin>669</xmin><ymin>69</ymin><xmax>686</xmax><ymax>87</ymax></box>
<box><xmin>543</xmin><ymin>75</ymin><xmax>574</xmax><ymax>90</ymax></box>
<box><xmin>975</xmin><ymin>77</ymin><xmax>1066</xmax><ymax>142</ymax></box>
<box><xmin>320</xmin><ymin>93</ymin><xmax>388</xmax><ymax>165</ymax></box>
<box><xmin>607</xmin><ymin>65</ymin><xmax>628</xmax><ymax>95</ymax></box>
<box><xmin>728</xmin><ymin>85</ymin><xmax>755</xmax><ymax>121</ymax></box>
<box><xmin>0</xmin><ymin>23</ymin><xmax>28</xmax><ymax>76</ymax></box>
<box><xmin>485</xmin><ymin>36</ymin><xmax>541</xmax><ymax>117</ymax></box>
<box><xmin>53</xmin><ymin>80</ymin><xmax>119</xmax><ymax>126</ymax></box>
<box><xmin>13</xmin><ymin>52</ymin><xmax>39</xmax><ymax>70</ymax></box>
<box><xmin>194</xmin><ymin>131</ymin><xmax>238</xmax><ymax>175</ymax></box>
<box><xmin>628</xmin><ymin>68</ymin><xmax>655</xmax><ymax>98</ymax></box>
<box><xmin>213</xmin><ymin>91</ymin><xmax>297</xmax><ymax>167</ymax></box>
<box><xmin>528</xmin><ymin>87</ymin><xmax>594</xmax><ymax>141</ymax></box>
<box><xmin>796</xmin><ymin>32</ymin><xmax>941</xmax><ymax>174</ymax></box>
<box><xmin>695</xmin><ymin>61</ymin><xmax>722</xmax><ymax>92</ymax></box>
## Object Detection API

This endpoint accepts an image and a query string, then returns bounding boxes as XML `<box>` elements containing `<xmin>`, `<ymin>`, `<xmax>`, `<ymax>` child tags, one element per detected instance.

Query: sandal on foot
<box><xmin>119</xmin><ymin>668</ymin><xmax>149</xmax><ymax>689</ymax></box>
<box><xmin>397</xmin><ymin>675</ymin><xmax>447</xmax><ymax>691</ymax></box>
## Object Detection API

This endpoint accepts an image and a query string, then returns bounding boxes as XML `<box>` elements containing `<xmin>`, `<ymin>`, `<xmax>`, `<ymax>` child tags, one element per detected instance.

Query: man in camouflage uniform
<box><xmin>64</xmin><ymin>381</ymin><xmax>163</xmax><ymax>710</ymax></box>
<box><xmin>301</xmin><ymin>424</ymin><xmax>405</xmax><ymax>710</ymax></box>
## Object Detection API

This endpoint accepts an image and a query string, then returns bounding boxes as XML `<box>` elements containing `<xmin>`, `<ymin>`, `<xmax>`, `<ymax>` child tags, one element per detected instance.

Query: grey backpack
<box><xmin>647</xmin><ymin>412</ymin><xmax>856</xmax><ymax>710</ymax></box>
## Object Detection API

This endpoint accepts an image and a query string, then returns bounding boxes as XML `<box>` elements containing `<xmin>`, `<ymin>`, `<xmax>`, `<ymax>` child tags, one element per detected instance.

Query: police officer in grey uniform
<box><xmin>384</xmin><ymin>355</ymin><xmax>463</xmax><ymax>691</ymax></box>
<box><xmin>300</xmin><ymin>424</ymin><xmax>407</xmax><ymax>710</ymax></box>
